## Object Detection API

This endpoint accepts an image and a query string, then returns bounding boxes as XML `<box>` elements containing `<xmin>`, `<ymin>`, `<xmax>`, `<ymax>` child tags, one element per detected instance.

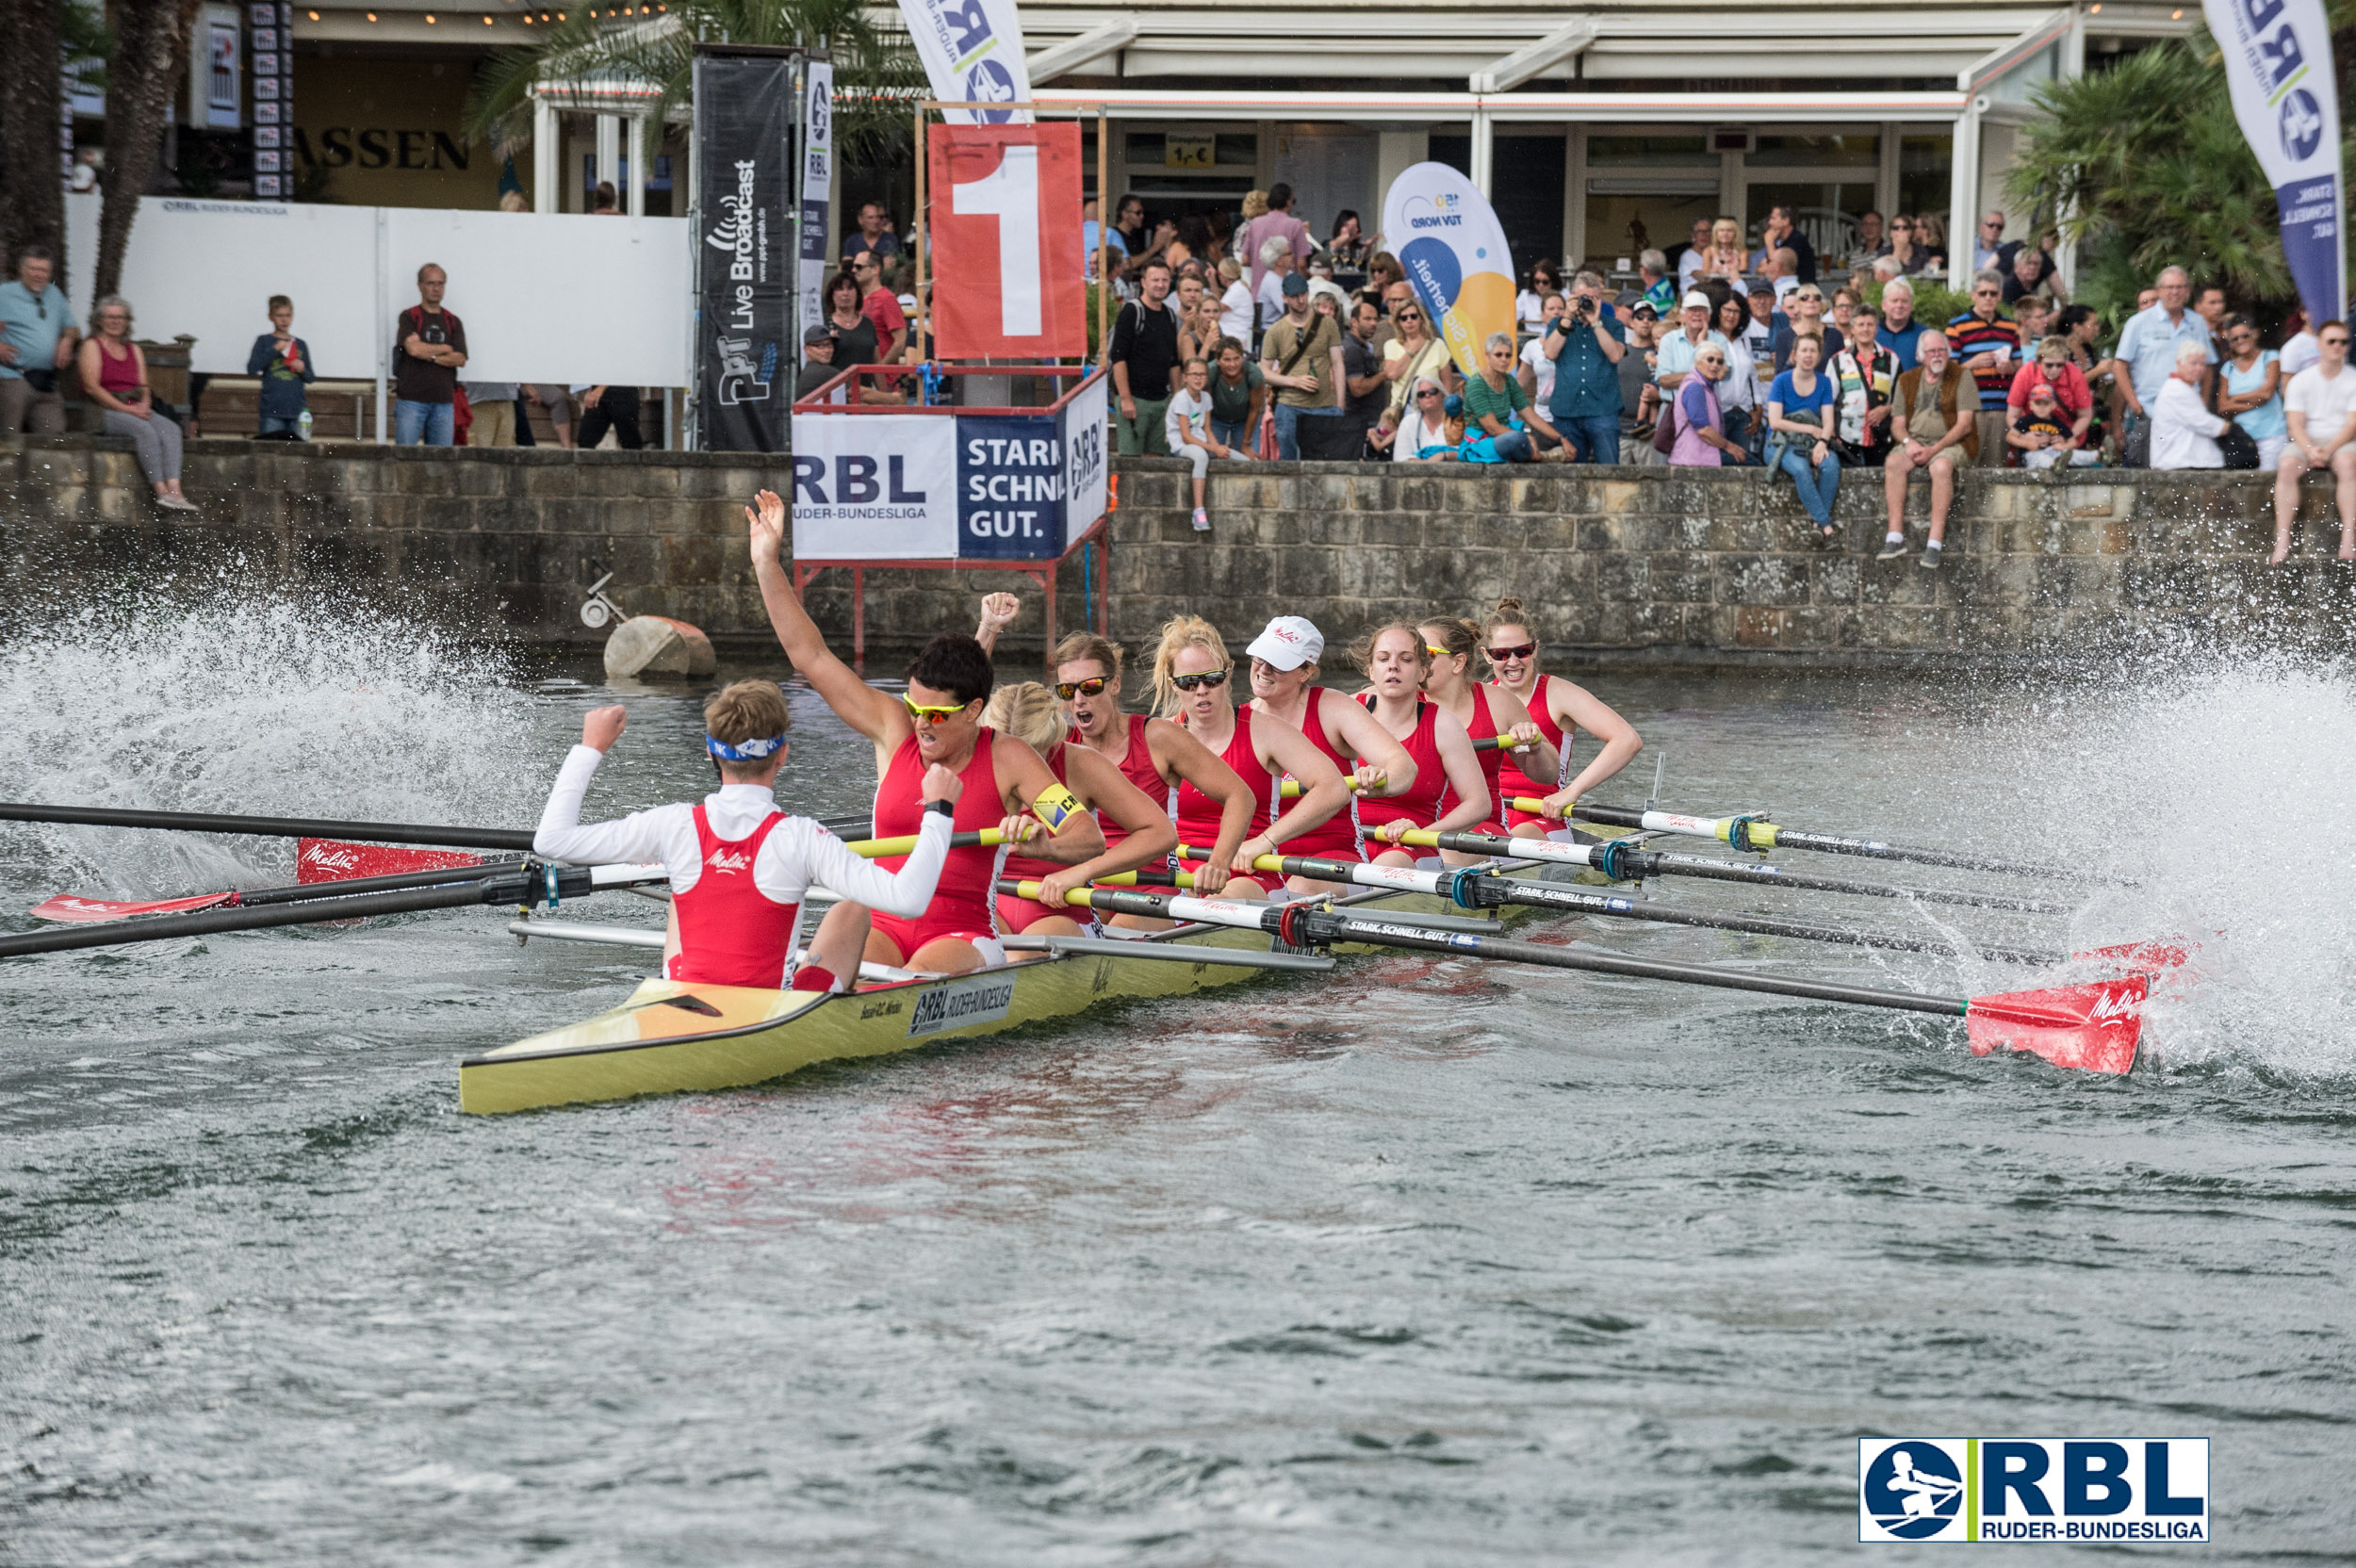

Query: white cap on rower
<box><xmin>1247</xmin><ymin>615</ymin><xmax>1324</xmax><ymax>670</ymax></box>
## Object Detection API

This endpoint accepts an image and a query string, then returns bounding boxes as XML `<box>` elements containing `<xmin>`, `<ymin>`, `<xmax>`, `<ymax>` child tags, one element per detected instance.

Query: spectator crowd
<box><xmin>5</xmin><ymin>193</ymin><xmax>2351</xmax><ymax>564</ymax></box>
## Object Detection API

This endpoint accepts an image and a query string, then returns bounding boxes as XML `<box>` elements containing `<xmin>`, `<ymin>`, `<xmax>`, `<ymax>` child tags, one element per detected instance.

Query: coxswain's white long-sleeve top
<box><xmin>532</xmin><ymin>745</ymin><xmax>951</xmax><ymax>913</ymax></box>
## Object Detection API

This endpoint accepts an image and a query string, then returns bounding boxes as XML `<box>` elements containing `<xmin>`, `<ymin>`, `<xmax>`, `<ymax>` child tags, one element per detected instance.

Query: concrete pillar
<box><xmin>533</xmin><ymin>96</ymin><xmax>558</xmax><ymax>215</ymax></box>
<box><xmin>1469</xmin><ymin>109</ymin><xmax>1494</xmax><ymax>198</ymax></box>
<box><xmin>1947</xmin><ymin>101</ymin><xmax>1981</xmax><ymax>289</ymax></box>
<box><xmin>596</xmin><ymin>113</ymin><xmax>621</xmax><ymax>200</ymax></box>
<box><xmin>1562</xmin><ymin>123</ymin><xmax>1585</xmax><ymax>265</ymax></box>
<box><xmin>627</xmin><ymin>114</ymin><xmax>647</xmax><ymax>217</ymax></box>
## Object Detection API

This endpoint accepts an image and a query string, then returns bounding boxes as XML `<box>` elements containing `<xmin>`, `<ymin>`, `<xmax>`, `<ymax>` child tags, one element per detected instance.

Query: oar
<box><xmin>1508</xmin><ymin>799</ymin><xmax>2121</xmax><ymax>883</ymax></box>
<box><xmin>0</xmin><ymin>862</ymin><xmax>664</xmax><ymax>959</ymax></box>
<box><xmin>1182</xmin><ymin>834</ymin><xmax>2074</xmax><ymax>916</ymax></box>
<box><xmin>1001</xmin><ymin>881</ymin><xmax>2148</xmax><ymax>1076</ymax></box>
<box><xmin>842</xmin><ymin>827</ymin><xmax>1008</xmax><ymax>858</ymax></box>
<box><xmin>1278</xmin><ymin>772</ymin><xmax>1387</xmax><ymax>799</ymax></box>
<box><xmin>1197</xmin><ymin>850</ymin><xmax>2062</xmax><ymax>964</ymax></box>
<box><xmin>32</xmin><ymin>857</ymin><xmax>528</xmax><ymax>924</ymax></box>
<box><xmin>0</xmin><ymin>802</ymin><xmax>875</xmax><ymax>854</ymax></box>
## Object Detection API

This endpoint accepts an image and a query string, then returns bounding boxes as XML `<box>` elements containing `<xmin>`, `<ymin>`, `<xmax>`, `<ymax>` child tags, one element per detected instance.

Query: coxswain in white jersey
<box><xmin>532</xmin><ymin>680</ymin><xmax>963</xmax><ymax>993</ymax></box>
<box><xmin>748</xmin><ymin>490</ymin><xmax>1106</xmax><ymax>975</ymax></box>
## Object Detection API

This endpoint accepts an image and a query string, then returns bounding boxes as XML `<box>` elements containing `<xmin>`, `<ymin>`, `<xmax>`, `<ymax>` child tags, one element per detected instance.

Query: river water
<box><xmin>2</xmin><ymin>596</ymin><xmax>2352</xmax><ymax>1564</ymax></box>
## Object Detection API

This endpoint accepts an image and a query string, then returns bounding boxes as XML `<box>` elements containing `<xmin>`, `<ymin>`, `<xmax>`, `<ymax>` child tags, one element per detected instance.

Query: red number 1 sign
<box><xmin>927</xmin><ymin>122</ymin><xmax>1087</xmax><ymax>359</ymax></box>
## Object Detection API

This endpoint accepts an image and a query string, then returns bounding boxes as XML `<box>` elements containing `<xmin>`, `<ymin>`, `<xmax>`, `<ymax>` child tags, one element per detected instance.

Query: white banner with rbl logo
<box><xmin>790</xmin><ymin>379</ymin><xmax>1107</xmax><ymax>562</ymax></box>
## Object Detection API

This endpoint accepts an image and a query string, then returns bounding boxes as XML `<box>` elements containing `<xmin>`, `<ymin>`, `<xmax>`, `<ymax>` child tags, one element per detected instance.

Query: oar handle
<box><xmin>1277</xmin><ymin>770</ymin><xmax>1388</xmax><ymax>800</ymax></box>
<box><xmin>0</xmin><ymin>801</ymin><xmax>538</xmax><ymax>852</ymax></box>
<box><xmin>1088</xmin><ymin>869</ymin><xmax>1199</xmax><ymax>889</ymax></box>
<box><xmin>843</xmin><ymin>827</ymin><xmax>1005</xmax><ymax>858</ymax></box>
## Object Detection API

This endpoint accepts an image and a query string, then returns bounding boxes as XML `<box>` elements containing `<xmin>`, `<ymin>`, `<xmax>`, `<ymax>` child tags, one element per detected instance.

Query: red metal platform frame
<box><xmin>789</xmin><ymin>365</ymin><xmax>1109</xmax><ymax>666</ymax></box>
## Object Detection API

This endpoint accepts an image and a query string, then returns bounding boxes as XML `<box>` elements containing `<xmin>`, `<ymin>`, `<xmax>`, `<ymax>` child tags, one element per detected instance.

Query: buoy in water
<box><xmin>603</xmin><ymin>615</ymin><xmax>717</xmax><ymax>678</ymax></box>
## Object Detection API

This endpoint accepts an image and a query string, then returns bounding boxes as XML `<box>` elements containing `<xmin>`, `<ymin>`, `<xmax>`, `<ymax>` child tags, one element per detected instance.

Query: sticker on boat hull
<box><xmin>906</xmin><ymin>972</ymin><xmax>1020</xmax><ymax>1037</ymax></box>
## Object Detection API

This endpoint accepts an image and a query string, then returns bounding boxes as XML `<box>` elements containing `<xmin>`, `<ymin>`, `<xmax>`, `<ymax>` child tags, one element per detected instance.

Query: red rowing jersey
<box><xmin>668</xmin><ymin>805</ymin><xmax>801</xmax><ymax>988</ymax></box>
<box><xmin>1078</xmin><ymin>713</ymin><xmax>1171</xmax><ymax>853</ymax></box>
<box><xmin>1271</xmin><ymin>687</ymin><xmax>1363</xmax><ymax>862</ymax></box>
<box><xmin>1002</xmin><ymin>741</ymin><xmax>1075</xmax><ymax>883</ymax></box>
<box><xmin>1352</xmin><ymin>696</ymin><xmax>1449</xmax><ymax>835</ymax></box>
<box><xmin>1174</xmin><ymin>709</ymin><xmax>1279</xmax><ymax>853</ymax></box>
<box><xmin>1493</xmin><ymin>674</ymin><xmax>1570</xmax><ymax>827</ymax></box>
<box><xmin>873</xmin><ymin>727</ymin><xmax>1003</xmax><ymax>933</ymax></box>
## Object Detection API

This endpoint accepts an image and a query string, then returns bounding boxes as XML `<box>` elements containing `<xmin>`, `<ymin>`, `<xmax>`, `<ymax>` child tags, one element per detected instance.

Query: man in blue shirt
<box><xmin>1544</xmin><ymin>268</ymin><xmax>1628</xmax><ymax>463</ymax></box>
<box><xmin>0</xmin><ymin>246</ymin><xmax>77</xmax><ymax>435</ymax></box>
<box><xmin>1874</xmin><ymin>277</ymin><xmax>1926</xmax><ymax>371</ymax></box>
<box><xmin>2115</xmin><ymin>266</ymin><xmax>2216</xmax><ymax>446</ymax></box>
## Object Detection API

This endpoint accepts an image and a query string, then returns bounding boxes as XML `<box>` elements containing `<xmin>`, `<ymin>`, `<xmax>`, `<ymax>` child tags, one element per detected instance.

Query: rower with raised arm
<box><xmin>1475</xmin><ymin>596</ymin><xmax>1644</xmax><ymax>835</ymax></box>
<box><xmin>1418</xmin><ymin>613</ymin><xmax>1557</xmax><ymax>862</ymax></box>
<box><xmin>532</xmin><ymin>681</ymin><xmax>963</xmax><ymax>993</ymax></box>
<box><xmin>747</xmin><ymin>490</ymin><xmax>1105</xmax><ymax>974</ymax></box>
<box><xmin>970</xmin><ymin>597</ymin><xmax>1257</xmax><ymax>910</ymax></box>
<box><xmin>1352</xmin><ymin>624</ymin><xmax>1491</xmax><ymax>868</ymax></box>
<box><xmin>1153</xmin><ymin>614</ymin><xmax>1350</xmax><ymax>897</ymax></box>
<box><xmin>1243</xmin><ymin>614</ymin><xmax>1416</xmax><ymax>893</ymax></box>
<box><xmin>980</xmin><ymin>679</ymin><xmax>1179</xmax><ymax>950</ymax></box>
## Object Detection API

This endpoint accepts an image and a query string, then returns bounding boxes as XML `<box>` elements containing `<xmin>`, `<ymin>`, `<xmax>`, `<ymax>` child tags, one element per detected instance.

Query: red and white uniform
<box><xmin>1272</xmin><ymin>687</ymin><xmax>1363</xmax><ymax>863</ymax></box>
<box><xmin>1083</xmin><ymin>714</ymin><xmax>1173</xmax><ymax>856</ymax></box>
<box><xmin>871</xmin><ymin>727</ymin><xmax>1006</xmax><ymax>957</ymax></box>
<box><xmin>1352</xmin><ymin>696</ymin><xmax>1450</xmax><ymax>838</ymax></box>
<box><xmin>1490</xmin><ymin>674</ymin><xmax>1571</xmax><ymax>829</ymax></box>
<box><xmin>1458</xmin><ymin>689</ymin><xmax>1509</xmax><ymax>837</ymax></box>
<box><xmin>994</xmin><ymin>741</ymin><xmax>1104</xmax><ymax>935</ymax></box>
<box><xmin>533</xmin><ymin>744</ymin><xmax>951</xmax><ymax>988</ymax></box>
<box><xmin>1175</xmin><ymin>710</ymin><xmax>1281</xmax><ymax>857</ymax></box>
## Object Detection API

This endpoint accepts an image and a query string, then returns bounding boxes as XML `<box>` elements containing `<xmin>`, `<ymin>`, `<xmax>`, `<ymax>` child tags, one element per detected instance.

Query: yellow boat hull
<box><xmin>460</xmin><ymin>854</ymin><xmax>1617</xmax><ymax>1116</ymax></box>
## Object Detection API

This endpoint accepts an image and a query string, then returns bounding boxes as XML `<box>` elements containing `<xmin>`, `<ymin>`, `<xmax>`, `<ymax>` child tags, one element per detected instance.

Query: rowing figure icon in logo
<box><xmin>2280</xmin><ymin>89</ymin><xmax>2324</xmax><ymax>161</ymax></box>
<box><xmin>1862</xmin><ymin>1443</ymin><xmax>1964</xmax><ymax>1540</ymax></box>
<box><xmin>965</xmin><ymin>58</ymin><xmax>1019</xmax><ymax>123</ymax></box>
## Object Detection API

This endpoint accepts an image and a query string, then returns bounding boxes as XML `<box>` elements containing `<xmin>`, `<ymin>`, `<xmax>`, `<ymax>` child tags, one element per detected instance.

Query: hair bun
<box><xmin>1495</xmin><ymin>596</ymin><xmax>1524</xmax><ymax>617</ymax></box>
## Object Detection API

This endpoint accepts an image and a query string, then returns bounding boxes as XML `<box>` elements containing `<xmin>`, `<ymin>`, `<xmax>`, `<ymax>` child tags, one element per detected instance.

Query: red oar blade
<box><xmin>1967</xmin><ymin>975</ymin><xmax>2147</xmax><ymax>1076</ymax></box>
<box><xmin>2074</xmin><ymin>938</ymin><xmax>2194</xmax><ymax>971</ymax></box>
<box><xmin>296</xmin><ymin>838</ymin><xmax>483</xmax><ymax>884</ymax></box>
<box><xmin>30</xmin><ymin>890</ymin><xmax>240</xmax><ymax>924</ymax></box>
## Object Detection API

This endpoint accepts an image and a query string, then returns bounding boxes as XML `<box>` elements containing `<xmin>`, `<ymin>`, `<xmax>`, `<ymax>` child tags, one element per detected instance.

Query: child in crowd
<box><xmin>2008</xmin><ymin>384</ymin><xmax>2089</xmax><ymax>468</ymax></box>
<box><xmin>1164</xmin><ymin>357</ymin><xmax>1237</xmax><ymax>531</ymax></box>
<box><xmin>244</xmin><ymin>294</ymin><xmax>315</xmax><ymax>437</ymax></box>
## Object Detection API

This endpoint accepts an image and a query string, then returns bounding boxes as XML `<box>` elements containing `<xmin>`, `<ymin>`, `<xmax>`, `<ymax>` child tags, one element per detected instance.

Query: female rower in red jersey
<box><xmin>1241</xmin><ymin>613</ymin><xmax>1416</xmax><ymax>893</ymax></box>
<box><xmin>981</xmin><ymin>680</ymin><xmax>1180</xmax><ymax>950</ymax></box>
<box><xmin>1416</xmin><ymin>613</ymin><xmax>1557</xmax><ymax>862</ymax></box>
<box><xmin>1153</xmin><ymin>614</ymin><xmax>1351</xmax><ymax>898</ymax></box>
<box><xmin>1351</xmin><ymin>625</ymin><xmax>1492</xmax><ymax>868</ymax></box>
<box><xmin>1477</xmin><ymin>596</ymin><xmax>1644</xmax><ymax>836</ymax></box>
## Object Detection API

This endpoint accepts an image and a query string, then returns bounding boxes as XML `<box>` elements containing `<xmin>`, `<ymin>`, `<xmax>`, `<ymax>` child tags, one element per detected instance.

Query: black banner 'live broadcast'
<box><xmin>692</xmin><ymin>48</ymin><xmax>800</xmax><ymax>452</ymax></box>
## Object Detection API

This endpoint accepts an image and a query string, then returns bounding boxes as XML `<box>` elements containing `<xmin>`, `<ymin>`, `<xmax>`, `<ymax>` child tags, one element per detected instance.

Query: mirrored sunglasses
<box><xmin>901</xmin><ymin>695</ymin><xmax>968</xmax><ymax>726</ymax></box>
<box><xmin>1485</xmin><ymin>642</ymin><xmax>1537</xmax><ymax>662</ymax></box>
<box><xmin>1170</xmin><ymin>668</ymin><xmax>1231</xmax><ymax>692</ymax></box>
<box><xmin>1054</xmin><ymin>677</ymin><xmax>1109</xmax><ymax>700</ymax></box>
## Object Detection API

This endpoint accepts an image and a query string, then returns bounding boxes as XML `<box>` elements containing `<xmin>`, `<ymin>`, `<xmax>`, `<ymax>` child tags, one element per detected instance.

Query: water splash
<box><xmin>1996</xmin><ymin>650</ymin><xmax>2356</xmax><ymax>1079</ymax></box>
<box><xmin>0</xmin><ymin>578</ymin><xmax>537</xmax><ymax>899</ymax></box>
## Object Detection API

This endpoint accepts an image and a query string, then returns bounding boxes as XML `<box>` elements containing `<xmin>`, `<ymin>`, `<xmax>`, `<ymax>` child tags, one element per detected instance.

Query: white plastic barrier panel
<box><xmin>65</xmin><ymin>193</ymin><xmax>690</xmax><ymax>386</ymax></box>
<box><xmin>789</xmin><ymin>414</ymin><xmax>961</xmax><ymax>560</ymax></box>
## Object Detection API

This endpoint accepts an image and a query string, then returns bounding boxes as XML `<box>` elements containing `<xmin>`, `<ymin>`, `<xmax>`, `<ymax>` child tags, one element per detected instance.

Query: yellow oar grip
<box><xmin>1010</xmin><ymin>878</ymin><xmax>1099</xmax><ymax>907</ymax></box>
<box><xmin>1509</xmin><ymin>795</ymin><xmax>1564</xmax><ymax>814</ymax></box>
<box><xmin>1090</xmin><ymin>870</ymin><xmax>1200</xmax><ymax>888</ymax></box>
<box><xmin>1400</xmin><ymin>829</ymin><xmax>1444</xmax><ymax>848</ymax></box>
<box><xmin>846</xmin><ymin>826</ymin><xmax>1007</xmax><ymax>858</ymax></box>
<box><xmin>1280</xmin><ymin>771</ymin><xmax>1386</xmax><ymax>799</ymax></box>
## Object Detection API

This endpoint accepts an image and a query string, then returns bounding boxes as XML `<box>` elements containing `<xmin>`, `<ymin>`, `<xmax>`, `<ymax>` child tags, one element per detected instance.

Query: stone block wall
<box><xmin>4</xmin><ymin>435</ymin><xmax>2350</xmax><ymax>667</ymax></box>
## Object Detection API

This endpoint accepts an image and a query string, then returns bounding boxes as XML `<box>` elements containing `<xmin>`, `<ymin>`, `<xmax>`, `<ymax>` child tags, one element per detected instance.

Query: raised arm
<box><xmin>532</xmin><ymin>705</ymin><xmax>679</xmax><ymax>866</ymax></box>
<box><xmin>1144</xmin><ymin>715</ymin><xmax>1252</xmax><ymax>893</ymax></box>
<box><xmin>747</xmin><ymin>488</ymin><xmax>904</xmax><ymax>745</ymax></box>
<box><xmin>973</xmin><ymin>591</ymin><xmax>1020</xmax><ymax>657</ymax></box>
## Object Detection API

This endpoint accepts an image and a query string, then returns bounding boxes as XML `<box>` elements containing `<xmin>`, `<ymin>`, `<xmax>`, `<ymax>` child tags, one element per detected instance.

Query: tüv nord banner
<box><xmin>896</xmin><ymin>0</ymin><xmax>1034</xmax><ymax>123</ymax></box>
<box><xmin>2203</xmin><ymin>0</ymin><xmax>2345</xmax><ymax>326</ymax></box>
<box><xmin>1381</xmin><ymin>162</ymin><xmax>1514</xmax><ymax>380</ymax></box>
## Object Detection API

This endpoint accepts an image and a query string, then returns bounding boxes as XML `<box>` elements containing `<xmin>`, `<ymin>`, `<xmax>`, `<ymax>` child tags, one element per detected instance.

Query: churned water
<box><xmin>2</xmin><ymin>594</ymin><xmax>2352</xmax><ymax>1565</ymax></box>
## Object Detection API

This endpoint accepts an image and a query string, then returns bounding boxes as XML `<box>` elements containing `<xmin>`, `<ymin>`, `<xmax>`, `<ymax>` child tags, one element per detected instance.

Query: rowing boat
<box><xmin>457</xmin><ymin>852</ymin><xmax>1598</xmax><ymax>1115</ymax></box>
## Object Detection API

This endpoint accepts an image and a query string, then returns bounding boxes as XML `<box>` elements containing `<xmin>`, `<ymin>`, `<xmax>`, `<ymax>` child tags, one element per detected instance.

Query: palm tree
<box><xmin>1</xmin><ymin>0</ymin><xmax>109</xmax><ymax>273</ymax></box>
<box><xmin>2005</xmin><ymin>11</ymin><xmax>2356</xmax><ymax>328</ymax></box>
<box><xmin>466</xmin><ymin>0</ymin><xmax>923</xmax><ymax>177</ymax></box>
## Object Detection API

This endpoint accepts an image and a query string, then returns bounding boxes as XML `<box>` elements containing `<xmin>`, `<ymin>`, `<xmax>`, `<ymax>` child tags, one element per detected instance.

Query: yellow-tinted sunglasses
<box><xmin>902</xmin><ymin>695</ymin><xmax>970</xmax><ymax>726</ymax></box>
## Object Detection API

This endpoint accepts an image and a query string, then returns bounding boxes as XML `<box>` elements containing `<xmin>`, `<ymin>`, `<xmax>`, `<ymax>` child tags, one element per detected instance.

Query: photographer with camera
<box><xmin>1542</xmin><ymin>269</ymin><xmax>1628</xmax><ymax>465</ymax></box>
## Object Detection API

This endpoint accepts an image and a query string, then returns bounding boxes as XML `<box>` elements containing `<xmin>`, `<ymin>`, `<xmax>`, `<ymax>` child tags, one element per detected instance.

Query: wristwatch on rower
<box><xmin>927</xmin><ymin>799</ymin><xmax>955</xmax><ymax>817</ymax></box>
